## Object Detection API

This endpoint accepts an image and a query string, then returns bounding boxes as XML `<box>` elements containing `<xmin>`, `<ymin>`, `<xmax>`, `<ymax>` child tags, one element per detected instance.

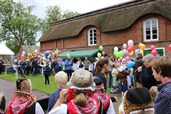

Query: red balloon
<box><xmin>128</xmin><ymin>46</ymin><xmax>133</xmax><ymax>53</ymax></box>
<box><xmin>168</xmin><ymin>44</ymin><xmax>171</xmax><ymax>51</ymax></box>
<box><xmin>151</xmin><ymin>50</ymin><xmax>158</xmax><ymax>56</ymax></box>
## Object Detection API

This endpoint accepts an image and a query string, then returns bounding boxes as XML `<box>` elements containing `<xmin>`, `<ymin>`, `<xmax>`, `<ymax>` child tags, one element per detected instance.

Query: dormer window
<box><xmin>143</xmin><ymin>18</ymin><xmax>159</xmax><ymax>42</ymax></box>
<box><xmin>88</xmin><ymin>28</ymin><xmax>97</xmax><ymax>46</ymax></box>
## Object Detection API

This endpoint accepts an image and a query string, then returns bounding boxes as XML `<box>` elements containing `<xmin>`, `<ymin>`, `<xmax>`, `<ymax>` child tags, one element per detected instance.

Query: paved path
<box><xmin>0</xmin><ymin>79</ymin><xmax>49</xmax><ymax>105</ymax></box>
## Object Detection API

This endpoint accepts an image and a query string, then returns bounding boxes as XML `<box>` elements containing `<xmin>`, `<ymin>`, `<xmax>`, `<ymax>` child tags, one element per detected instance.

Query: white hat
<box><xmin>67</xmin><ymin>70</ymin><xmax>94</xmax><ymax>91</ymax></box>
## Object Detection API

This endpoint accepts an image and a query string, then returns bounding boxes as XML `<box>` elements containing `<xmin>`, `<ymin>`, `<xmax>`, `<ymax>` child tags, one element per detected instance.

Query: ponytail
<box><xmin>73</xmin><ymin>91</ymin><xmax>87</xmax><ymax>107</ymax></box>
<box><xmin>93</xmin><ymin>58</ymin><xmax>109</xmax><ymax>75</ymax></box>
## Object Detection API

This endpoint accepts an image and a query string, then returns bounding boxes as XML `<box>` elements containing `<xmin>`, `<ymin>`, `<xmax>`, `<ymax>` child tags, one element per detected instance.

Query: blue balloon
<box><xmin>127</xmin><ymin>61</ymin><xmax>134</xmax><ymax>68</ymax></box>
<box><xmin>45</xmin><ymin>52</ymin><xmax>49</xmax><ymax>57</ymax></box>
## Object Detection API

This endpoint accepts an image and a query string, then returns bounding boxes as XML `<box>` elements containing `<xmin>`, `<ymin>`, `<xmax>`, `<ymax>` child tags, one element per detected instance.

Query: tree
<box><xmin>62</xmin><ymin>10</ymin><xmax>80</xmax><ymax>19</ymax></box>
<box><xmin>0</xmin><ymin>0</ymin><xmax>42</xmax><ymax>54</ymax></box>
<box><xmin>45</xmin><ymin>5</ymin><xmax>63</xmax><ymax>25</ymax></box>
<box><xmin>43</xmin><ymin>5</ymin><xmax>79</xmax><ymax>31</ymax></box>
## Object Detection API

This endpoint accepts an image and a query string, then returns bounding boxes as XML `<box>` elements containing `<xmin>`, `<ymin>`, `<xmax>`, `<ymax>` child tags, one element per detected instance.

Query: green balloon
<box><xmin>119</xmin><ymin>51</ymin><xmax>124</xmax><ymax>57</ymax></box>
<box><xmin>99</xmin><ymin>45</ymin><xmax>103</xmax><ymax>51</ymax></box>
<box><xmin>113</xmin><ymin>51</ymin><xmax>119</xmax><ymax>58</ymax></box>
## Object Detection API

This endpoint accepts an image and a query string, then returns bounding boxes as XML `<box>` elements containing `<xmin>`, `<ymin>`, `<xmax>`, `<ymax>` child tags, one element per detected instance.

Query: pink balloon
<box><xmin>21</xmin><ymin>55</ymin><xmax>25</xmax><ymax>59</ymax></box>
<box><xmin>125</xmin><ymin>56</ymin><xmax>130</xmax><ymax>62</ymax></box>
<box><xmin>127</xmin><ymin>40</ymin><xmax>134</xmax><ymax>47</ymax></box>
<box><xmin>102</xmin><ymin>51</ymin><xmax>105</xmax><ymax>56</ymax></box>
<box><xmin>123</xmin><ymin>49</ymin><xmax>129</xmax><ymax>55</ymax></box>
<box><xmin>123</xmin><ymin>43</ymin><xmax>127</xmax><ymax>49</ymax></box>
<box><xmin>150</xmin><ymin>45</ymin><xmax>155</xmax><ymax>50</ymax></box>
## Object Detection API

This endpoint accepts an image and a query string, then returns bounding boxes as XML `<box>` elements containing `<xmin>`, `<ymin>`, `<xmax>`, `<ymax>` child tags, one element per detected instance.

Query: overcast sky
<box><xmin>15</xmin><ymin>0</ymin><xmax>132</xmax><ymax>19</ymax></box>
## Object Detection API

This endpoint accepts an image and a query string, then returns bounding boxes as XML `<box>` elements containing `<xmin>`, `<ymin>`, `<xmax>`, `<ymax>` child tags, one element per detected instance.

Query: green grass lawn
<box><xmin>0</xmin><ymin>73</ymin><xmax>58</xmax><ymax>94</ymax></box>
<box><xmin>0</xmin><ymin>73</ymin><xmax>111</xmax><ymax>95</ymax></box>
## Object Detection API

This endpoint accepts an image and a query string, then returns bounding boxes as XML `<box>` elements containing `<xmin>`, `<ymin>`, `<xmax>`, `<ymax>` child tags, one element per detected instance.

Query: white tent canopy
<box><xmin>0</xmin><ymin>44</ymin><xmax>14</xmax><ymax>55</ymax></box>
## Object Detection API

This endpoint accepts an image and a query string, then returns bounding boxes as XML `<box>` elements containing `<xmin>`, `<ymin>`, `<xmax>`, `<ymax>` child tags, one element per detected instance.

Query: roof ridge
<box><xmin>51</xmin><ymin>0</ymin><xmax>157</xmax><ymax>26</ymax></box>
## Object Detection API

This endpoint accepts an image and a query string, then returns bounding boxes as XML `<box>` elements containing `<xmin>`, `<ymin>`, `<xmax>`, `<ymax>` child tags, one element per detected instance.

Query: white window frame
<box><xmin>143</xmin><ymin>18</ymin><xmax>159</xmax><ymax>42</ymax></box>
<box><xmin>144</xmin><ymin>47</ymin><xmax>165</xmax><ymax>56</ymax></box>
<box><xmin>88</xmin><ymin>28</ymin><xmax>97</xmax><ymax>46</ymax></box>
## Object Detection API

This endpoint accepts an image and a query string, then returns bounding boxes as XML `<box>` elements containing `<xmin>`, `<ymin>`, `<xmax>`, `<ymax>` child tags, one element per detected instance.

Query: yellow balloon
<box><xmin>140</xmin><ymin>44</ymin><xmax>146</xmax><ymax>51</ymax></box>
<box><xmin>129</xmin><ymin>51</ymin><xmax>134</xmax><ymax>56</ymax></box>
<box><xmin>138</xmin><ymin>43</ymin><xmax>142</xmax><ymax>49</ymax></box>
<box><xmin>97</xmin><ymin>53</ymin><xmax>101</xmax><ymax>58</ymax></box>
<box><xmin>140</xmin><ymin>50</ymin><xmax>144</xmax><ymax>56</ymax></box>
<box><xmin>66</xmin><ymin>53</ymin><xmax>70</xmax><ymax>57</ymax></box>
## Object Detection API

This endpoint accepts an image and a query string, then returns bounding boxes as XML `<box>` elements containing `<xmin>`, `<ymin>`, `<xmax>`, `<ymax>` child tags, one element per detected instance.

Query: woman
<box><xmin>44</xmin><ymin>62</ymin><xmax>51</xmax><ymax>85</ymax></box>
<box><xmin>93</xmin><ymin>58</ymin><xmax>109</xmax><ymax>91</ymax></box>
<box><xmin>0</xmin><ymin>92</ymin><xmax>6</xmax><ymax>114</ymax></box>
<box><xmin>151</xmin><ymin>56</ymin><xmax>171</xmax><ymax>114</ymax></box>
<box><xmin>6</xmin><ymin>79</ymin><xmax>44</xmax><ymax>114</ymax></box>
<box><xmin>49</xmin><ymin>70</ymin><xmax>102</xmax><ymax>114</ymax></box>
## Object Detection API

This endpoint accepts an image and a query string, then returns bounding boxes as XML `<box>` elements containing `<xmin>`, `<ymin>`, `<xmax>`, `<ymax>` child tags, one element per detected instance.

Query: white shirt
<box><xmin>35</xmin><ymin>103</ymin><xmax>44</xmax><ymax>114</ymax></box>
<box><xmin>48</xmin><ymin>100</ymin><xmax>115</xmax><ymax>114</ymax></box>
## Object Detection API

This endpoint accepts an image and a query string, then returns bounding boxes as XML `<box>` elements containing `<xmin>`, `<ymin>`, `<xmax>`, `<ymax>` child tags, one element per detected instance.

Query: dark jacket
<box><xmin>137</xmin><ymin>67</ymin><xmax>160</xmax><ymax>89</ymax></box>
<box><xmin>43</xmin><ymin>66</ymin><xmax>51</xmax><ymax>76</ymax></box>
<box><xmin>95</xmin><ymin>73</ymin><xmax>107</xmax><ymax>91</ymax></box>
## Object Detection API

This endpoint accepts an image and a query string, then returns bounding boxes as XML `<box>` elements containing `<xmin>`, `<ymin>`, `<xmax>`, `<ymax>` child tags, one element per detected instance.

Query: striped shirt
<box><xmin>154</xmin><ymin>82</ymin><xmax>171</xmax><ymax>114</ymax></box>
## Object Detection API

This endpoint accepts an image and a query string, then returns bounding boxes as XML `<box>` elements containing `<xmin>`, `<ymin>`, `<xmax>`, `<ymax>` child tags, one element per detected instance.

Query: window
<box><xmin>88</xmin><ymin>28</ymin><xmax>97</xmax><ymax>46</ymax></box>
<box><xmin>144</xmin><ymin>48</ymin><xmax>165</xmax><ymax>56</ymax></box>
<box><xmin>143</xmin><ymin>18</ymin><xmax>159</xmax><ymax>42</ymax></box>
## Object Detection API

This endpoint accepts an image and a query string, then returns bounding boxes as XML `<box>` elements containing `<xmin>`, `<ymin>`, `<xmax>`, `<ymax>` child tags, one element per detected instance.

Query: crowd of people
<box><xmin>0</xmin><ymin>53</ymin><xmax>171</xmax><ymax>114</ymax></box>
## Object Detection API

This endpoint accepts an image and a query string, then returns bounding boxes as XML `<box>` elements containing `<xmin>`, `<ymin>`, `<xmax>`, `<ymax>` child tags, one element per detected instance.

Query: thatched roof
<box><xmin>39</xmin><ymin>0</ymin><xmax>171</xmax><ymax>42</ymax></box>
<box><xmin>21</xmin><ymin>45</ymin><xmax>40</xmax><ymax>53</ymax></box>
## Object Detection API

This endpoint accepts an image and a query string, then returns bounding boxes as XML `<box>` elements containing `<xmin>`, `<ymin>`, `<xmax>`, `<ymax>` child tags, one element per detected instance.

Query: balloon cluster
<box><xmin>20</xmin><ymin>48</ymin><xmax>62</xmax><ymax>60</ymax></box>
<box><xmin>97</xmin><ymin>45</ymin><xmax>106</xmax><ymax>58</ymax></box>
<box><xmin>21</xmin><ymin>51</ymin><xmax>26</xmax><ymax>59</ymax></box>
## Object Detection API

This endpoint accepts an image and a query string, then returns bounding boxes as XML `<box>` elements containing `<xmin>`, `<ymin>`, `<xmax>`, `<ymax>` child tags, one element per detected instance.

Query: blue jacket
<box><xmin>65</xmin><ymin>59</ymin><xmax>72</xmax><ymax>70</ymax></box>
<box><xmin>47</xmin><ymin>89</ymin><xmax>61</xmax><ymax>112</ymax></box>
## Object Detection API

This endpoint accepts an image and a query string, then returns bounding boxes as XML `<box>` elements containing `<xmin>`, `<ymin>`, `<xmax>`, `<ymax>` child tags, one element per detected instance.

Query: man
<box><xmin>151</xmin><ymin>56</ymin><xmax>171</xmax><ymax>114</ymax></box>
<box><xmin>84</xmin><ymin>57</ymin><xmax>90</xmax><ymax>71</ymax></box>
<box><xmin>137</xmin><ymin>54</ymin><xmax>160</xmax><ymax>89</ymax></box>
<box><xmin>0</xmin><ymin>57</ymin><xmax>4</xmax><ymax>74</ymax></box>
<box><xmin>133</xmin><ymin>52</ymin><xmax>146</xmax><ymax>87</ymax></box>
<box><xmin>64</xmin><ymin>56</ymin><xmax>72</xmax><ymax>80</ymax></box>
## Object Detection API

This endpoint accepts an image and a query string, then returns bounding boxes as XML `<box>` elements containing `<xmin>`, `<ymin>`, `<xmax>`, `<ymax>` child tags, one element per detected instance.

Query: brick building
<box><xmin>39</xmin><ymin>0</ymin><xmax>171</xmax><ymax>58</ymax></box>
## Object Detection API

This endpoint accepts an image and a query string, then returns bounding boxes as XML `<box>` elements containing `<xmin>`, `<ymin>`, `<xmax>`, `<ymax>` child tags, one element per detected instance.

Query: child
<box><xmin>47</xmin><ymin>71</ymin><xmax>68</xmax><ymax>112</ymax></box>
<box><xmin>111</xmin><ymin>64</ymin><xmax>119</xmax><ymax>93</ymax></box>
<box><xmin>117</xmin><ymin>59</ymin><xmax>130</xmax><ymax>94</ymax></box>
<box><xmin>93</xmin><ymin>77</ymin><xmax>116</xmax><ymax>114</ymax></box>
<box><xmin>43</xmin><ymin>62</ymin><xmax>51</xmax><ymax>85</ymax></box>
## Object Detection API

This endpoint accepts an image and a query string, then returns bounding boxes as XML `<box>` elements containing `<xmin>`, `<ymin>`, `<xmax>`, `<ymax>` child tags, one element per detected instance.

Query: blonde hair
<box><xmin>0</xmin><ymin>93</ymin><xmax>4</xmax><ymax>106</ymax></box>
<box><xmin>123</xmin><ymin>92</ymin><xmax>153</xmax><ymax>114</ymax></box>
<box><xmin>73</xmin><ymin>90</ymin><xmax>88</xmax><ymax>107</ymax></box>
<box><xmin>0</xmin><ymin>93</ymin><xmax>6</xmax><ymax>112</ymax></box>
<box><xmin>149</xmin><ymin>86</ymin><xmax>158</xmax><ymax>101</ymax></box>
<box><xmin>16</xmin><ymin>79</ymin><xmax>32</xmax><ymax>95</ymax></box>
<box><xmin>55</xmin><ymin>71</ymin><xmax>68</xmax><ymax>86</ymax></box>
